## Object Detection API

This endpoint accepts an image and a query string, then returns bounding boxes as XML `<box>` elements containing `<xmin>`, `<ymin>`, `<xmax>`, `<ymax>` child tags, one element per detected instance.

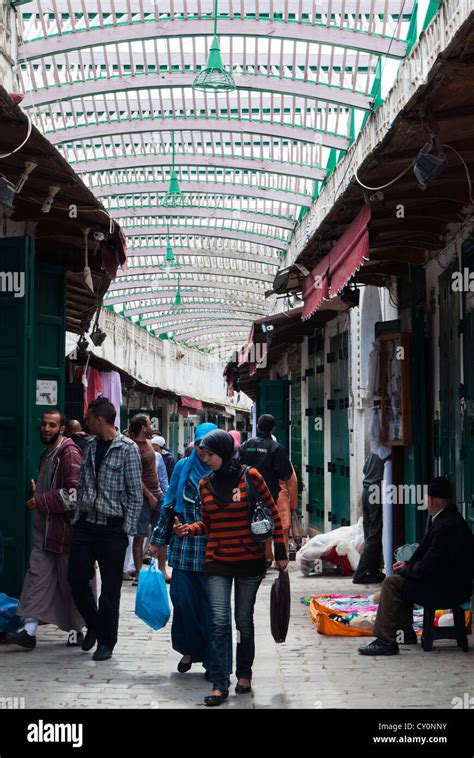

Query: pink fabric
<box><xmin>100</xmin><ymin>370</ymin><xmax>122</xmax><ymax>428</ymax></box>
<box><xmin>229</xmin><ymin>430</ymin><xmax>241</xmax><ymax>449</ymax></box>
<box><xmin>74</xmin><ymin>365</ymin><xmax>103</xmax><ymax>415</ymax></box>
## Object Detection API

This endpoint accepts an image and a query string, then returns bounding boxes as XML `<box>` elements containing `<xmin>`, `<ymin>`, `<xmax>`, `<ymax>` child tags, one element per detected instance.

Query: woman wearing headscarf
<box><xmin>148</xmin><ymin>422</ymin><xmax>220</xmax><ymax>676</ymax></box>
<box><xmin>173</xmin><ymin>430</ymin><xmax>288</xmax><ymax>706</ymax></box>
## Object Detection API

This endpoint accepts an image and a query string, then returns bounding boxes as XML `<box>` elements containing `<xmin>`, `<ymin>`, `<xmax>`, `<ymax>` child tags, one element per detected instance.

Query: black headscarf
<box><xmin>200</xmin><ymin>429</ymin><xmax>243</xmax><ymax>504</ymax></box>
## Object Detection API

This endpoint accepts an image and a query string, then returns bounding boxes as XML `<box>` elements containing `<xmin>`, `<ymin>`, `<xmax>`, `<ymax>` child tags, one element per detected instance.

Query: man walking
<box><xmin>152</xmin><ymin>435</ymin><xmax>175</xmax><ymax>479</ymax></box>
<box><xmin>239</xmin><ymin>414</ymin><xmax>293</xmax><ymax>504</ymax></box>
<box><xmin>6</xmin><ymin>410</ymin><xmax>84</xmax><ymax>649</ymax></box>
<box><xmin>68</xmin><ymin>397</ymin><xmax>142</xmax><ymax>661</ymax></box>
<box><xmin>129</xmin><ymin>415</ymin><xmax>168</xmax><ymax>583</ymax></box>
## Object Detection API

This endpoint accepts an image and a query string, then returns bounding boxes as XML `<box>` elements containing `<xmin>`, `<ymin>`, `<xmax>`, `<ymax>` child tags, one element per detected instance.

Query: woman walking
<box><xmin>148</xmin><ymin>422</ymin><xmax>220</xmax><ymax>676</ymax></box>
<box><xmin>173</xmin><ymin>429</ymin><xmax>288</xmax><ymax>706</ymax></box>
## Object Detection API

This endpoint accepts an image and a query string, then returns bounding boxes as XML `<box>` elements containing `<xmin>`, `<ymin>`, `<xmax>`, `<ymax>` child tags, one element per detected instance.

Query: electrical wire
<box><xmin>441</xmin><ymin>144</ymin><xmax>474</xmax><ymax>205</ymax></box>
<box><xmin>354</xmin><ymin>161</ymin><xmax>413</xmax><ymax>191</ymax></box>
<box><xmin>0</xmin><ymin>111</ymin><xmax>32</xmax><ymax>159</ymax></box>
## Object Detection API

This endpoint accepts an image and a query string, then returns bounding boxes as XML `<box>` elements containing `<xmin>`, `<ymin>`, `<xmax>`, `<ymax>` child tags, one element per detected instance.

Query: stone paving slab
<box><xmin>0</xmin><ymin>565</ymin><xmax>472</xmax><ymax>709</ymax></box>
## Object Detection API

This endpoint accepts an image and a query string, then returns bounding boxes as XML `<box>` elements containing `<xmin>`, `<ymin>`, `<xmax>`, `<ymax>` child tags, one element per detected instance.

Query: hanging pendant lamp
<box><xmin>160</xmin><ymin>132</ymin><xmax>190</xmax><ymax>208</ymax></box>
<box><xmin>170</xmin><ymin>273</ymin><xmax>183</xmax><ymax>314</ymax></box>
<box><xmin>192</xmin><ymin>0</ymin><xmax>236</xmax><ymax>93</ymax></box>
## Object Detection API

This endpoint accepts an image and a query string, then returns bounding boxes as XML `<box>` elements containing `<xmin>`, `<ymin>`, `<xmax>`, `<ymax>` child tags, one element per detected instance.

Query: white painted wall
<box><xmin>79</xmin><ymin>308</ymin><xmax>252</xmax><ymax>413</ymax></box>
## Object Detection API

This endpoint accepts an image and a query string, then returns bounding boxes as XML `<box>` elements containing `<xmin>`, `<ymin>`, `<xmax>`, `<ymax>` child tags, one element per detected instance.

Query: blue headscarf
<box><xmin>170</xmin><ymin>422</ymin><xmax>218</xmax><ymax>513</ymax></box>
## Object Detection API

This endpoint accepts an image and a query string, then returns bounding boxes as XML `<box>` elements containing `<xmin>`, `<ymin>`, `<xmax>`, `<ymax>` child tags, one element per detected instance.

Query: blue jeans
<box><xmin>206</xmin><ymin>574</ymin><xmax>264</xmax><ymax>693</ymax></box>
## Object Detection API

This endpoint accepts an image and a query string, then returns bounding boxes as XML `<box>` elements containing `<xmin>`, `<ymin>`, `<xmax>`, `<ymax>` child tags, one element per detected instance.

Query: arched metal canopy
<box><xmin>17</xmin><ymin>0</ymin><xmax>417</xmax><ymax>352</ymax></box>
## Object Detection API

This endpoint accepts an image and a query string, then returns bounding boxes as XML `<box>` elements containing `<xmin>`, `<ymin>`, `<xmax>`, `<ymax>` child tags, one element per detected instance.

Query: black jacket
<box><xmin>239</xmin><ymin>432</ymin><xmax>293</xmax><ymax>501</ymax></box>
<box><xmin>398</xmin><ymin>504</ymin><xmax>474</xmax><ymax>606</ymax></box>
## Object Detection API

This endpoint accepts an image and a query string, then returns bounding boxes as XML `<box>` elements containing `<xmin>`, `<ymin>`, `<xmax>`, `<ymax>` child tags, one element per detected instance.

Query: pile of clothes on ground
<box><xmin>296</xmin><ymin>520</ymin><xmax>364</xmax><ymax>576</ymax></box>
<box><xmin>301</xmin><ymin>593</ymin><xmax>472</xmax><ymax>636</ymax></box>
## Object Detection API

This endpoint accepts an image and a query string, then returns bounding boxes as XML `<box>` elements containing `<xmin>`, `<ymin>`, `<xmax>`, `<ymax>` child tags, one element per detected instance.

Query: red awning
<box><xmin>237</xmin><ymin>323</ymin><xmax>255</xmax><ymax>366</ymax></box>
<box><xmin>180</xmin><ymin>396</ymin><xmax>203</xmax><ymax>411</ymax></box>
<box><xmin>302</xmin><ymin>258</ymin><xmax>330</xmax><ymax>321</ymax></box>
<box><xmin>302</xmin><ymin>204</ymin><xmax>371</xmax><ymax>321</ymax></box>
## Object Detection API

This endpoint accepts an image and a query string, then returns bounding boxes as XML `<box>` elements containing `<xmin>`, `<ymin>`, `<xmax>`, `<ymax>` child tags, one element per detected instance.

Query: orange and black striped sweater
<box><xmin>186</xmin><ymin>467</ymin><xmax>287</xmax><ymax>577</ymax></box>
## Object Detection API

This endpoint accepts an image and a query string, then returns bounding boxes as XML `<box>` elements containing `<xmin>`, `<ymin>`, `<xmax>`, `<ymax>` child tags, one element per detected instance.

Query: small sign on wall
<box><xmin>36</xmin><ymin>380</ymin><xmax>58</xmax><ymax>406</ymax></box>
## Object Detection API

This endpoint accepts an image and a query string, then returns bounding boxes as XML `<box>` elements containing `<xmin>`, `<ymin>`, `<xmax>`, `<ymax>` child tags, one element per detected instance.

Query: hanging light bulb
<box><xmin>160</xmin><ymin>132</ymin><xmax>191</xmax><ymax>208</ymax></box>
<box><xmin>192</xmin><ymin>0</ymin><xmax>236</xmax><ymax>93</ymax></box>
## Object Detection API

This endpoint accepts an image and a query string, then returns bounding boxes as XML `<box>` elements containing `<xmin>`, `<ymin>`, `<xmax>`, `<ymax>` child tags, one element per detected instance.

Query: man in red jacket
<box><xmin>5</xmin><ymin>410</ymin><xmax>85</xmax><ymax>649</ymax></box>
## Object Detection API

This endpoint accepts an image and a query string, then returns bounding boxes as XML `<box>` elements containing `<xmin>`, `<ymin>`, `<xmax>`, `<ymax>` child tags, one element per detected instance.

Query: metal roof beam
<box><xmin>122</xmin><ymin>225</ymin><xmax>287</xmax><ymax>250</ymax></box>
<box><xmin>145</xmin><ymin>313</ymin><xmax>254</xmax><ymax>329</ymax></box>
<box><xmin>95</xmin><ymin>182</ymin><xmax>312</xmax><ymax>208</ymax></box>
<box><xmin>113</xmin><ymin>207</ymin><xmax>295</xmax><ymax>231</ymax></box>
<box><xmin>173</xmin><ymin>324</ymin><xmax>251</xmax><ymax>341</ymax></box>
<box><xmin>124</xmin><ymin>247</ymin><xmax>280</xmax><ymax>266</ymax></box>
<box><xmin>117</xmin><ymin>266</ymin><xmax>274</xmax><ymax>284</ymax></box>
<box><xmin>20</xmin><ymin>0</ymin><xmax>414</xmax><ymax>15</ymax></box>
<box><xmin>19</xmin><ymin>19</ymin><xmax>408</xmax><ymax>62</ymax></box>
<box><xmin>48</xmin><ymin>117</ymin><xmax>349</xmax><ymax>151</ymax></box>
<box><xmin>135</xmin><ymin>304</ymin><xmax>266</xmax><ymax>321</ymax></box>
<box><xmin>123</xmin><ymin>298</ymin><xmax>266</xmax><ymax>323</ymax></box>
<box><xmin>73</xmin><ymin>154</ymin><xmax>325</xmax><ymax>181</ymax></box>
<box><xmin>27</xmin><ymin>74</ymin><xmax>373</xmax><ymax>111</ymax></box>
<box><xmin>105</xmin><ymin>280</ymin><xmax>266</xmax><ymax>299</ymax></box>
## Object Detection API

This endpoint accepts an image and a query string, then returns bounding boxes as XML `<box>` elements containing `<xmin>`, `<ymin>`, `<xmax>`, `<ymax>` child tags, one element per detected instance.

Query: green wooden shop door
<box><xmin>257</xmin><ymin>379</ymin><xmax>289</xmax><ymax>451</ymax></box>
<box><xmin>439</xmin><ymin>264</ymin><xmax>460</xmax><ymax>504</ymax></box>
<box><xmin>290</xmin><ymin>371</ymin><xmax>302</xmax><ymax>511</ymax></box>
<box><xmin>30</xmin><ymin>264</ymin><xmax>66</xmax><ymax>486</ymax></box>
<box><xmin>462</xmin><ymin>239</ymin><xmax>474</xmax><ymax>532</ymax></box>
<box><xmin>328</xmin><ymin>332</ymin><xmax>350</xmax><ymax>527</ymax></box>
<box><xmin>0</xmin><ymin>237</ymin><xmax>35</xmax><ymax>596</ymax></box>
<box><xmin>307</xmin><ymin>333</ymin><xmax>325</xmax><ymax>531</ymax></box>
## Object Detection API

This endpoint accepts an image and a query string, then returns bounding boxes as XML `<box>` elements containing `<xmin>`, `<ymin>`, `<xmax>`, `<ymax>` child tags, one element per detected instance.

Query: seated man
<box><xmin>359</xmin><ymin>477</ymin><xmax>474</xmax><ymax>656</ymax></box>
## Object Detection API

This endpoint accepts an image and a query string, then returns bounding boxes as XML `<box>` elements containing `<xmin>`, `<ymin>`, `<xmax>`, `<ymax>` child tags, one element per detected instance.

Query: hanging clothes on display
<box><xmin>100</xmin><ymin>370</ymin><xmax>122</xmax><ymax>428</ymax></box>
<box><xmin>74</xmin><ymin>364</ymin><xmax>104</xmax><ymax>416</ymax></box>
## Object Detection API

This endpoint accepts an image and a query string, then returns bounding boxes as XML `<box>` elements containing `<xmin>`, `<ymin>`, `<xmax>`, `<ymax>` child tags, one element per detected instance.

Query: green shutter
<box><xmin>307</xmin><ymin>333</ymin><xmax>325</xmax><ymax>531</ymax></box>
<box><xmin>0</xmin><ymin>237</ymin><xmax>35</xmax><ymax>595</ymax></box>
<box><xmin>257</xmin><ymin>379</ymin><xmax>289</xmax><ymax>450</ymax></box>
<box><xmin>329</xmin><ymin>332</ymin><xmax>350</xmax><ymax>527</ymax></box>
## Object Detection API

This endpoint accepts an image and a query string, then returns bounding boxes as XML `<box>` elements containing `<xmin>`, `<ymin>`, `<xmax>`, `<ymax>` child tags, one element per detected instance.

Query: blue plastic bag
<box><xmin>0</xmin><ymin>593</ymin><xmax>21</xmax><ymax>633</ymax></box>
<box><xmin>134</xmin><ymin>560</ymin><xmax>171</xmax><ymax>631</ymax></box>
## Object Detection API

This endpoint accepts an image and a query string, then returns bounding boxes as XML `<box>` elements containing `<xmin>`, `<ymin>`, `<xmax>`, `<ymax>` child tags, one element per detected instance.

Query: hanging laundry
<box><xmin>100</xmin><ymin>370</ymin><xmax>122</xmax><ymax>428</ymax></box>
<box><xmin>74</xmin><ymin>365</ymin><xmax>104</xmax><ymax>416</ymax></box>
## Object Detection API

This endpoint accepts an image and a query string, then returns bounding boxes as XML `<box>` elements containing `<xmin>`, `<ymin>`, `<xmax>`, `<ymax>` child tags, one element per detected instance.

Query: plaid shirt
<box><xmin>74</xmin><ymin>432</ymin><xmax>143</xmax><ymax>535</ymax></box>
<box><xmin>150</xmin><ymin>458</ymin><xmax>207</xmax><ymax>572</ymax></box>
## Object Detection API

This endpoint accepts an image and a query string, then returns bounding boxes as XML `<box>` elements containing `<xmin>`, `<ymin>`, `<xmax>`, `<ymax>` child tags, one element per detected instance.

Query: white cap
<box><xmin>151</xmin><ymin>435</ymin><xmax>166</xmax><ymax>447</ymax></box>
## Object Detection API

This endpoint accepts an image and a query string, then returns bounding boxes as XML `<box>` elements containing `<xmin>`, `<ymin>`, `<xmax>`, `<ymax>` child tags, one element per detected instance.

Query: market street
<box><xmin>0</xmin><ymin>564</ymin><xmax>471</xmax><ymax>710</ymax></box>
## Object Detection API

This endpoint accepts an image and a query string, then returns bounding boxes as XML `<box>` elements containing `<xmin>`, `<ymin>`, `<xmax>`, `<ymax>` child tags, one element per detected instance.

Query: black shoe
<box><xmin>177</xmin><ymin>658</ymin><xmax>192</xmax><ymax>673</ymax></box>
<box><xmin>142</xmin><ymin>556</ymin><xmax>151</xmax><ymax>565</ymax></box>
<box><xmin>352</xmin><ymin>573</ymin><xmax>385</xmax><ymax>585</ymax></box>
<box><xmin>400</xmin><ymin>630</ymin><xmax>418</xmax><ymax>645</ymax></box>
<box><xmin>92</xmin><ymin>643</ymin><xmax>112</xmax><ymax>661</ymax></box>
<box><xmin>81</xmin><ymin>628</ymin><xmax>97</xmax><ymax>652</ymax></box>
<box><xmin>67</xmin><ymin>631</ymin><xmax>84</xmax><ymax>647</ymax></box>
<box><xmin>4</xmin><ymin>630</ymin><xmax>36</xmax><ymax>649</ymax></box>
<box><xmin>204</xmin><ymin>692</ymin><xmax>228</xmax><ymax>706</ymax></box>
<box><xmin>358</xmin><ymin>638</ymin><xmax>399</xmax><ymax>656</ymax></box>
<box><xmin>0</xmin><ymin>631</ymin><xmax>9</xmax><ymax>644</ymax></box>
<box><xmin>235</xmin><ymin>682</ymin><xmax>252</xmax><ymax>694</ymax></box>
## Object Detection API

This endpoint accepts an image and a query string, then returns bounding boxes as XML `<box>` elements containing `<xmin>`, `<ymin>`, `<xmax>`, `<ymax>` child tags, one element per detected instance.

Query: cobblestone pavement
<box><xmin>0</xmin><ymin>564</ymin><xmax>471</xmax><ymax>709</ymax></box>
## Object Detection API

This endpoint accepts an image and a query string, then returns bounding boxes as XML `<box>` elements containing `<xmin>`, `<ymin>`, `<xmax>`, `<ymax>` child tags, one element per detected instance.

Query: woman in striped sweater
<box><xmin>173</xmin><ymin>429</ymin><xmax>288</xmax><ymax>706</ymax></box>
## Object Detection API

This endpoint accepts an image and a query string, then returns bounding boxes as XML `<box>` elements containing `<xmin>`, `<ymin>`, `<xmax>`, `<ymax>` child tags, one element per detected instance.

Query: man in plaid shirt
<box><xmin>68</xmin><ymin>397</ymin><xmax>142</xmax><ymax>661</ymax></box>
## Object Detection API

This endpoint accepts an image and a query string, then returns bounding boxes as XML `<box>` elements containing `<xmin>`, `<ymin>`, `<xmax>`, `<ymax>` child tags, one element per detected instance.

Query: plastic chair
<box><xmin>421</xmin><ymin>605</ymin><xmax>469</xmax><ymax>652</ymax></box>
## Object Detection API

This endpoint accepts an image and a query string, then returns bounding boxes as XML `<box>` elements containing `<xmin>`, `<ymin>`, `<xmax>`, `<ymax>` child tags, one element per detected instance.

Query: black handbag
<box><xmin>270</xmin><ymin>569</ymin><xmax>291</xmax><ymax>643</ymax></box>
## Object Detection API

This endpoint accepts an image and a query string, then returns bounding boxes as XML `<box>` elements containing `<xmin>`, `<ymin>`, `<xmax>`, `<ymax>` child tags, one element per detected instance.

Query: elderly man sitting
<box><xmin>359</xmin><ymin>477</ymin><xmax>474</xmax><ymax>656</ymax></box>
